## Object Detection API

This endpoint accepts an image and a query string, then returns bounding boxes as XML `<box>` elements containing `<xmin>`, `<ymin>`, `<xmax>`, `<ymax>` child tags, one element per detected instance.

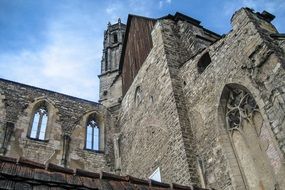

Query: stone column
<box><xmin>113</xmin><ymin>133</ymin><xmax>121</xmax><ymax>174</ymax></box>
<box><xmin>0</xmin><ymin>122</ymin><xmax>14</xmax><ymax>155</ymax></box>
<box><xmin>61</xmin><ymin>134</ymin><xmax>71</xmax><ymax>167</ymax></box>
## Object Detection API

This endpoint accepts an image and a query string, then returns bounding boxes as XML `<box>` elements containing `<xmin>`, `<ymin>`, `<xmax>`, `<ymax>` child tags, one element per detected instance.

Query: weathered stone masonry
<box><xmin>178</xmin><ymin>8</ymin><xmax>285</xmax><ymax>190</ymax></box>
<box><xmin>0</xmin><ymin>79</ymin><xmax>116</xmax><ymax>172</ymax></box>
<box><xmin>117</xmin><ymin>8</ymin><xmax>285</xmax><ymax>190</ymax></box>
<box><xmin>118</xmin><ymin>14</ymin><xmax>220</xmax><ymax>185</ymax></box>
<box><xmin>0</xmin><ymin>7</ymin><xmax>285</xmax><ymax>190</ymax></box>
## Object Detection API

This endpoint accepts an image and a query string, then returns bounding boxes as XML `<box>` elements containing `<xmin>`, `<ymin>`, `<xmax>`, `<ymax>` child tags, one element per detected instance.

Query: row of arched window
<box><xmin>28</xmin><ymin>103</ymin><xmax>101</xmax><ymax>152</ymax></box>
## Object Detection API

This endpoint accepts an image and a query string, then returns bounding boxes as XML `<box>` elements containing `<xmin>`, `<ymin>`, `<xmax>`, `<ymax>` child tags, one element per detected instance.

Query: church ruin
<box><xmin>0</xmin><ymin>7</ymin><xmax>285</xmax><ymax>190</ymax></box>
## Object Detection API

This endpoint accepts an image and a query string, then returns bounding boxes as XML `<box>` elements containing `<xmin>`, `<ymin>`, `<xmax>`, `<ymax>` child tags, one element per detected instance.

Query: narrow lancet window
<box><xmin>85</xmin><ymin>118</ymin><xmax>100</xmax><ymax>151</ymax></box>
<box><xmin>113</xmin><ymin>33</ymin><xmax>118</xmax><ymax>43</ymax></box>
<box><xmin>30</xmin><ymin>107</ymin><xmax>48</xmax><ymax>140</ymax></box>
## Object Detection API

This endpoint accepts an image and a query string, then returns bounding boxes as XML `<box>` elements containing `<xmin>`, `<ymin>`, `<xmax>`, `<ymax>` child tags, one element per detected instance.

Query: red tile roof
<box><xmin>0</xmin><ymin>155</ymin><xmax>210</xmax><ymax>190</ymax></box>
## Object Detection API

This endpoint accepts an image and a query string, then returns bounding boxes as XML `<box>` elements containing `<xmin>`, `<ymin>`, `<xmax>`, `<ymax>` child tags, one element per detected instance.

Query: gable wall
<box><xmin>121</xmin><ymin>17</ymin><xmax>156</xmax><ymax>95</ymax></box>
<box><xmin>118</xmin><ymin>22</ymin><xmax>194</xmax><ymax>186</ymax></box>
<box><xmin>178</xmin><ymin>8</ymin><xmax>285</xmax><ymax>189</ymax></box>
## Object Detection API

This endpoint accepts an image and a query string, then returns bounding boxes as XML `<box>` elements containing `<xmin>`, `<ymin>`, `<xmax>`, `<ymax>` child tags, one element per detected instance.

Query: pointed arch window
<box><xmin>85</xmin><ymin>118</ymin><xmax>100</xmax><ymax>151</ymax></box>
<box><xmin>219</xmin><ymin>84</ymin><xmax>282</xmax><ymax>189</ymax></box>
<box><xmin>30</xmin><ymin>106</ymin><xmax>48</xmax><ymax>140</ymax></box>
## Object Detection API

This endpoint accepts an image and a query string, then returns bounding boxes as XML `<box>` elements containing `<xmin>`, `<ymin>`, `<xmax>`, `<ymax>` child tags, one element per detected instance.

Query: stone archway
<box><xmin>220</xmin><ymin>84</ymin><xmax>280</xmax><ymax>190</ymax></box>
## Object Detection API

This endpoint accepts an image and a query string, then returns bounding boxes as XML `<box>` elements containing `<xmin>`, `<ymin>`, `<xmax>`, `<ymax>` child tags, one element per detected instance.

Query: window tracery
<box><xmin>85</xmin><ymin>118</ymin><xmax>100</xmax><ymax>151</ymax></box>
<box><xmin>222</xmin><ymin>85</ymin><xmax>280</xmax><ymax>189</ymax></box>
<box><xmin>226</xmin><ymin>88</ymin><xmax>258</xmax><ymax>130</ymax></box>
<box><xmin>30</xmin><ymin>106</ymin><xmax>48</xmax><ymax>140</ymax></box>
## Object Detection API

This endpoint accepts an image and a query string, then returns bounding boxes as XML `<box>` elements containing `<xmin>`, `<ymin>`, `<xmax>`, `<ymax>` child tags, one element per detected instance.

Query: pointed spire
<box><xmin>118</xmin><ymin>18</ymin><xmax>121</xmax><ymax>23</ymax></box>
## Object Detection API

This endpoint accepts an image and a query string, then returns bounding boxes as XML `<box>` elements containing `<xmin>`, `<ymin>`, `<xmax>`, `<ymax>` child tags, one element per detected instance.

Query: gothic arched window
<box><xmin>220</xmin><ymin>85</ymin><xmax>283</xmax><ymax>189</ymax></box>
<box><xmin>29</xmin><ymin>106</ymin><xmax>48</xmax><ymax>140</ymax></box>
<box><xmin>85</xmin><ymin>117</ymin><xmax>100</xmax><ymax>151</ymax></box>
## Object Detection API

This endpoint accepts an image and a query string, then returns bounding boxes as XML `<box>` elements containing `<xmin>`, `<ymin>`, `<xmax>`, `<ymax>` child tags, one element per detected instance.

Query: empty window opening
<box><xmin>149</xmin><ymin>167</ymin><xmax>161</xmax><ymax>182</ymax></box>
<box><xmin>30</xmin><ymin>106</ymin><xmax>48</xmax><ymax>140</ymax></box>
<box><xmin>105</xmin><ymin>51</ymin><xmax>108</xmax><ymax>71</ymax></box>
<box><xmin>197</xmin><ymin>52</ymin><xmax>211</xmax><ymax>73</ymax></box>
<box><xmin>113</xmin><ymin>33</ymin><xmax>118</xmax><ymax>43</ymax></box>
<box><xmin>85</xmin><ymin>118</ymin><xmax>100</xmax><ymax>151</ymax></box>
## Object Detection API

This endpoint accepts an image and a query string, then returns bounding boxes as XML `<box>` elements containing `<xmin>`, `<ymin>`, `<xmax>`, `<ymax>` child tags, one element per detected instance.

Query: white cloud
<box><xmin>0</xmin><ymin>4</ymin><xmax>102</xmax><ymax>101</ymax></box>
<box><xmin>159</xmin><ymin>1</ymin><xmax>163</xmax><ymax>9</ymax></box>
<box><xmin>105</xmin><ymin>3</ymin><xmax>125</xmax><ymax>23</ymax></box>
<box><xmin>1</xmin><ymin>0</ymin><xmax>284</xmax><ymax>103</ymax></box>
<box><xmin>128</xmin><ymin>0</ymin><xmax>153</xmax><ymax>16</ymax></box>
<box><xmin>158</xmin><ymin>0</ymin><xmax>171</xmax><ymax>9</ymax></box>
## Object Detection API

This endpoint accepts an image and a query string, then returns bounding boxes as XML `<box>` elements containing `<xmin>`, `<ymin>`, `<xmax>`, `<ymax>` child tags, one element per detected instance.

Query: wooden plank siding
<box><xmin>121</xmin><ymin>16</ymin><xmax>156</xmax><ymax>96</ymax></box>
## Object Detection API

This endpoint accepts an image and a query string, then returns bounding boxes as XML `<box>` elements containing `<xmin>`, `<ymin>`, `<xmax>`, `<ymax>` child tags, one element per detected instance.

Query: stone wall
<box><xmin>118</xmin><ymin>11</ymin><xmax>220</xmax><ymax>187</ymax></box>
<box><xmin>0</xmin><ymin>7</ymin><xmax>284</xmax><ymax>190</ymax></box>
<box><xmin>118</xmin><ymin>7</ymin><xmax>285</xmax><ymax>190</ymax></box>
<box><xmin>99</xmin><ymin>71</ymin><xmax>122</xmax><ymax>108</ymax></box>
<box><xmin>179</xmin><ymin>8</ymin><xmax>285</xmax><ymax>190</ymax></box>
<box><xmin>0</xmin><ymin>79</ymin><xmax>115</xmax><ymax>172</ymax></box>
<box><xmin>118</xmin><ymin>21</ymin><xmax>195</xmax><ymax>186</ymax></box>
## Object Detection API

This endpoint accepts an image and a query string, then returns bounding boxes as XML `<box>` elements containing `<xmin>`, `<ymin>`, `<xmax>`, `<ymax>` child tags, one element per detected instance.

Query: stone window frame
<box><xmin>85</xmin><ymin>116</ymin><xmax>100</xmax><ymax>151</ymax></box>
<box><xmin>218</xmin><ymin>84</ymin><xmax>257</xmax><ymax>189</ymax></box>
<box><xmin>82</xmin><ymin>111</ymin><xmax>105</xmax><ymax>153</ymax></box>
<box><xmin>29</xmin><ymin>105</ymin><xmax>48</xmax><ymax>140</ymax></box>
<box><xmin>27</xmin><ymin>98</ymin><xmax>56</xmax><ymax>142</ymax></box>
<box><xmin>218</xmin><ymin>83</ymin><xmax>284</xmax><ymax>189</ymax></box>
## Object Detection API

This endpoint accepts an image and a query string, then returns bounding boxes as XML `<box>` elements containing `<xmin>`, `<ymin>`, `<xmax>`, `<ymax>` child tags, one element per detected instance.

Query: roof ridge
<box><xmin>0</xmin><ymin>155</ymin><xmax>209</xmax><ymax>189</ymax></box>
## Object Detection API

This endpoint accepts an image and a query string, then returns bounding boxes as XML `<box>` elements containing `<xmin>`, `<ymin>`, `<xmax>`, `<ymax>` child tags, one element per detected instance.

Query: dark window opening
<box><xmin>197</xmin><ymin>52</ymin><xmax>211</xmax><ymax>73</ymax></box>
<box><xmin>113</xmin><ymin>33</ymin><xmax>118</xmax><ymax>43</ymax></box>
<box><xmin>105</xmin><ymin>51</ymin><xmax>108</xmax><ymax>71</ymax></box>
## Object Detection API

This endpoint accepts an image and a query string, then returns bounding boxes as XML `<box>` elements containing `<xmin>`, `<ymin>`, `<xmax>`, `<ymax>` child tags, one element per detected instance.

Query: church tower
<box><xmin>98</xmin><ymin>19</ymin><xmax>126</xmax><ymax>109</ymax></box>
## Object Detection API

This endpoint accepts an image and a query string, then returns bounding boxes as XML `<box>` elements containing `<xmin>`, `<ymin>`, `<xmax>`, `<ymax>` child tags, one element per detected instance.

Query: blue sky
<box><xmin>0</xmin><ymin>0</ymin><xmax>284</xmax><ymax>101</ymax></box>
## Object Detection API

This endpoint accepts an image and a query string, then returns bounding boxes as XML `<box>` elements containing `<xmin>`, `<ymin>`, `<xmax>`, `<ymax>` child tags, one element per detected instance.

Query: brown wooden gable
<box><xmin>120</xmin><ymin>15</ymin><xmax>156</xmax><ymax>96</ymax></box>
